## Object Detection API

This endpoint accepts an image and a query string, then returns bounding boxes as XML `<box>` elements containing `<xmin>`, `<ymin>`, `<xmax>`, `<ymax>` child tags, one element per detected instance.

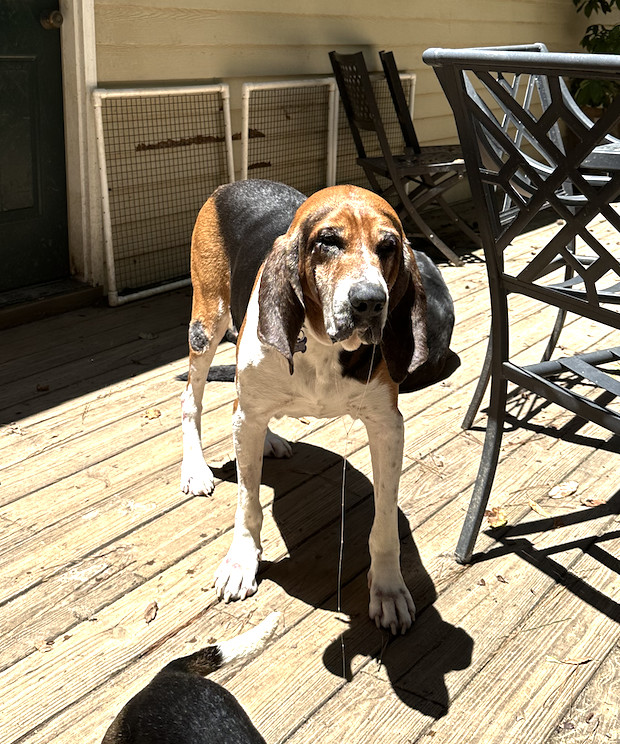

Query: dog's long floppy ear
<box><xmin>381</xmin><ymin>242</ymin><xmax>428</xmax><ymax>383</ymax></box>
<box><xmin>257</xmin><ymin>233</ymin><xmax>305</xmax><ymax>374</ymax></box>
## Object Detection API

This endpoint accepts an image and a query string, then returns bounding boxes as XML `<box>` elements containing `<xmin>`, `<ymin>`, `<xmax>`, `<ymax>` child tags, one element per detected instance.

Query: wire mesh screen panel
<box><xmin>335</xmin><ymin>73</ymin><xmax>416</xmax><ymax>187</ymax></box>
<box><xmin>93</xmin><ymin>85</ymin><xmax>234</xmax><ymax>305</ymax></box>
<box><xmin>241</xmin><ymin>80</ymin><xmax>337</xmax><ymax>195</ymax></box>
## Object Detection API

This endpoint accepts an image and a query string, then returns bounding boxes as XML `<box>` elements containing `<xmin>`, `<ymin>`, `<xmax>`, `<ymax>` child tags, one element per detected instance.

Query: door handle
<box><xmin>40</xmin><ymin>10</ymin><xmax>63</xmax><ymax>30</ymax></box>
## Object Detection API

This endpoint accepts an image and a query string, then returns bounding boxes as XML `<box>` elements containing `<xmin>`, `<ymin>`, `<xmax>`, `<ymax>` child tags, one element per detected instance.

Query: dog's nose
<box><xmin>348</xmin><ymin>281</ymin><xmax>387</xmax><ymax>319</ymax></box>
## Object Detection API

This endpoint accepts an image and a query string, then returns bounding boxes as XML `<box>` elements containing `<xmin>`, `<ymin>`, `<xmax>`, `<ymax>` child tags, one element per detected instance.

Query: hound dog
<box><xmin>181</xmin><ymin>180</ymin><xmax>454</xmax><ymax>635</ymax></box>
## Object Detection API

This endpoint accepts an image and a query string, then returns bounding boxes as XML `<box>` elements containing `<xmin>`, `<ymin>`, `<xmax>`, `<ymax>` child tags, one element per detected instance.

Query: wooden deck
<box><xmin>1</xmin><ymin>220</ymin><xmax>619</xmax><ymax>744</ymax></box>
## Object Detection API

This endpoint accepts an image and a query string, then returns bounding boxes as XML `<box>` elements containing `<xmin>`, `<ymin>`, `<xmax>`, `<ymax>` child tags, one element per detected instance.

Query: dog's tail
<box><xmin>162</xmin><ymin>612</ymin><xmax>280</xmax><ymax>677</ymax></box>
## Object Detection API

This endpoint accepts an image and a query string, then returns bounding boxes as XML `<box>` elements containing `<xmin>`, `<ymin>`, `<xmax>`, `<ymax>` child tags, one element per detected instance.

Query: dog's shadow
<box><xmin>213</xmin><ymin>441</ymin><xmax>473</xmax><ymax>719</ymax></box>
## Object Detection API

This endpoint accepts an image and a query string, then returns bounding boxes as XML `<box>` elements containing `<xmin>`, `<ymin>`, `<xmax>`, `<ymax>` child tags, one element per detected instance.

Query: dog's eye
<box><xmin>315</xmin><ymin>229</ymin><xmax>343</xmax><ymax>254</ymax></box>
<box><xmin>376</xmin><ymin>235</ymin><xmax>398</xmax><ymax>257</ymax></box>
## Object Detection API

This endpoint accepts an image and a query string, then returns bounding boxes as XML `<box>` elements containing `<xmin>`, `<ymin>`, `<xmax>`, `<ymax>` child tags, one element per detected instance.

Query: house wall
<box><xmin>87</xmin><ymin>0</ymin><xmax>596</xmax><ymax>295</ymax></box>
<box><xmin>94</xmin><ymin>0</ymin><xmax>586</xmax><ymax>148</ymax></box>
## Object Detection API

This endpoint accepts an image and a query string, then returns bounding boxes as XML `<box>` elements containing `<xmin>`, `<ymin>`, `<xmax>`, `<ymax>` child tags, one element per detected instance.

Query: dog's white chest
<box><xmin>237</xmin><ymin>328</ymin><xmax>379</xmax><ymax>420</ymax></box>
<box><xmin>283</xmin><ymin>342</ymin><xmax>358</xmax><ymax>417</ymax></box>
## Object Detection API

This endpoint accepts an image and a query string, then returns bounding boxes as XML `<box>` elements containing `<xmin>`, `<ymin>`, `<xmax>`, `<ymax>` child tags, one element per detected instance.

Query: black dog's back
<box><xmin>212</xmin><ymin>180</ymin><xmax>306</xmax><ymax>330</ymax></box>
<box><xmin>104</xmin><ymin>675</ymin><xmax>265</xmax><ymax>744</ymax></box>
<box><xmin>102</xmin><ymin>613</ymin><xmax>279</xmax><ymax>744</ymax></box>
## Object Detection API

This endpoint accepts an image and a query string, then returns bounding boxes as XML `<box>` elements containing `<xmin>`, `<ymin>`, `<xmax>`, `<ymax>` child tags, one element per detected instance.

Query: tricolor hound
<box><xmin>181</xmin><ymin>180</ymin><xmax>454</xmax><ymax>634</ymax></box>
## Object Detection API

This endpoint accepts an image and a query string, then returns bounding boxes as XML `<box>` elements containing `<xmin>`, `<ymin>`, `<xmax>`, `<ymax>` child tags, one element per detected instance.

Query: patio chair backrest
<box><xmin>378</xmin><ymin>50</ymin><xmax>421</xmax><ymax>154</ymax></box>
<box><xmin>423</xmin><ymin>46</ymin><xmax>620</xmax><ymax>331</ymax></box>
<box><xmin>329</xmin><ymin>51</ymin><xmax>397</xmax><ymax>165</ymax></box>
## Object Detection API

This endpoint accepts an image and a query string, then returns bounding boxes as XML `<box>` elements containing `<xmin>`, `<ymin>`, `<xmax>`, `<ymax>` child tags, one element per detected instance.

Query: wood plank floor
<box><xmin>1</xmin><ymin>221</ymin><xmax>619</xmax><ymax>744</ymax></box>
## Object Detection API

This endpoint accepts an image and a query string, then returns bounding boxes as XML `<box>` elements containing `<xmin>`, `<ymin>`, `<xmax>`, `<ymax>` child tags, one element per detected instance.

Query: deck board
<box><xmin>0</xmin><ymin>220</ymin><xmax>618</xmax><ymax>744</ymax></box>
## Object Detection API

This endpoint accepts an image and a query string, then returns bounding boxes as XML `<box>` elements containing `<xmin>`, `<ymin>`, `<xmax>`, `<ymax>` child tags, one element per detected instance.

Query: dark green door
<box><xmin>0</xmin><ymin>0</ymin><xmax>69</xmax><ymax>292</ymax></box>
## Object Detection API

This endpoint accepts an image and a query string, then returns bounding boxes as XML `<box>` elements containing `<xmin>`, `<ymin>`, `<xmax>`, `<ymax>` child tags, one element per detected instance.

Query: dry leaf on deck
<box><xmin>485</xmin><ymin>506</ymin><xmax>508</xmax><ymax>528</ymax></box>
<box><xmin>548</xmin><ymin>480</ymin><xmax>578</xmax><ymax>499</ymax></box>
<box><xmin>496</xmin><ymin>574</ymin><xmax>509</xmax><ymax>584</ymax></box>
<box><xmin>581</xmin><ymin>497</ymin><xmax>606</xmax><ymax>508</ymax></box>
<box><xmin>528</xmin><ymin>499</ymin><xmax>551</xmax><ymax>518</ymax></box>
<box><xmin>35</xmin><ymin>639</ymin><xmax>54</xmax><ymax>652</ymax></box>
<box><xmin>144</xmin><ymin>408</ymin><xmax>162</xmax><ymax>420</ymax></box>
<box><xmin>144</xmin><ymin>601</ymin><xmax>159</xmax><ymax>624</ymax></box>
<box><xmin>545</xmin><ymin>654</ymin><xmax>592</xmax><ymax>666</ymax></box>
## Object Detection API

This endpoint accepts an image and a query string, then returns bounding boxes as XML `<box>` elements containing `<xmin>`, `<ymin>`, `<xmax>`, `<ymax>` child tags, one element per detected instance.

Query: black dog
<box><xmin>102</xmin><ymin>613</ymin><xmax>279</xmax><ymax>743</ymax></box>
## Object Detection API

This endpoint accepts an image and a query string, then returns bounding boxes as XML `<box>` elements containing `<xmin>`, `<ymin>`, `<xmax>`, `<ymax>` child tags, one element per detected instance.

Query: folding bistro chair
<box><xmin>329</xmin><ymin>50</ymin><xmax>481</xmax><ymax>266</ymax></box>
<box><xmin>423</xmin><ymin>46</ymin><xmax>620</xmax><ymax>563</ymax></box>
<box><xmin>379</xmin><ymin>50</ymin><xmax>481</xmax><ymax>251</ymax></box>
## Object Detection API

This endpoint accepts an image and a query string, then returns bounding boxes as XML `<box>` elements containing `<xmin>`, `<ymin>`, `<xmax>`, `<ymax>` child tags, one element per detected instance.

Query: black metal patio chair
<box><xmin>423</xmin><ymin>45</ymin><xmax>620</xmax><ymax>563</ymax></box>
<box><xmin>329</xmin><ymin>50</ymin><xmax>481</xmax><ymax>266</ymax></box>
<box><xmin>456</xmin><ymin>43</ymin><xmax>620</xmax><ymax>430</ymax></box>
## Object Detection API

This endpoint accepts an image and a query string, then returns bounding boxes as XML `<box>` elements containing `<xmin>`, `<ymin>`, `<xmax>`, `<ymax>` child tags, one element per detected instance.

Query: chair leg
<box><xmin>455</xmin><ymin>373</ymin><xmax>508</xmax><ymax>564</ymax></box>
<box><xmin>539</xmin><ymin>241</ymin><xmax>574</xmax><ymax>362</ymax></box>
<box><xmin>433</xmin><ymin>193</ymin><xmax>482</xmax><ymax>248</ymax></box>
<box><xmin>540</xmin><ymin>307</ymin><xmax>567</xmax><ymax>362</ymax></box>
<box><xmin>464</xmin><ymin>302</ymin><xmax>568</xmax><ymax>431</ymax></box>
<box><xmin>462</xmin><ymin>332</ymin><xmax>493</xmax><ymax>430</ymax></box>
<box><xmin>359</xmin><ymin>164</ymin><xmax>397</xmax><ymax>201</ymax></box>
<box><xmin>397</xmin><ymin>193</ymin><xmax>464</xmax><ymax>266</ymax></box>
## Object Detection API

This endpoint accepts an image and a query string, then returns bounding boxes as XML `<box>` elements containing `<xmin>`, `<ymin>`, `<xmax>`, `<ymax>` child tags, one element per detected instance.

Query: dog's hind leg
<box><xmin>181</xmin><ymin>194</ymin><xmax>234</xmax><ymax>497</ymax></box>
<box><xmin>181</xmin><ymin>312</ymin><xmax>230</xmax><ymax>496</ymax></box>
<box><xmin>263</xmin><ymin>428</ymin><xmax>293</xmax><ymax>459</ymax></box>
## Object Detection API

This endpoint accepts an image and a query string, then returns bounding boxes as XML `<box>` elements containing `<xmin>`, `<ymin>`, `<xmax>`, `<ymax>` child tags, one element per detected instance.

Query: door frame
<box><xmin>59</xmin><ymin>0</ymin><xmax>104</xmax><ymax>287</ymax></box>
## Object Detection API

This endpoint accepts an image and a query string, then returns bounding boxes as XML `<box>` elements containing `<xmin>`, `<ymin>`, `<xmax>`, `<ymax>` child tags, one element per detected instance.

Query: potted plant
<box><xmin>571</xmin><ymin>0</ymin><xmax>620</xmax><ymax>112</ymax></box>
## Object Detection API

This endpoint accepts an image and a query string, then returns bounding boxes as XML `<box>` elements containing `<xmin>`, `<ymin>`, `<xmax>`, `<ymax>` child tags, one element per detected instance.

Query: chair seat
<box><xmin>360</xmin><ymin>145</ymin><xmax>467</xmax><ymax>178</ymax></box>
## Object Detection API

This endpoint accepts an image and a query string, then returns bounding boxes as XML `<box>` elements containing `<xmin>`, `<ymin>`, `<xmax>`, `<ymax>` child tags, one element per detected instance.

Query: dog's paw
<box><xmin>263</xmin><ymin>428</ymin><xmax>292</xmax><ymax>459</ymax></box>
<box><xmin>180</xmin><ymin>457</ymin><xmax>215</xmax><ymax>496</ymax></box>
<box><xmin>214</xmin><ymin>543</ymin><xmax>261</xmax><ymax>602</ymax></box>
<box><xmin>368</xmin><ymin>571</ymin><xmax>416</xmax><ymax>635</ymax></box>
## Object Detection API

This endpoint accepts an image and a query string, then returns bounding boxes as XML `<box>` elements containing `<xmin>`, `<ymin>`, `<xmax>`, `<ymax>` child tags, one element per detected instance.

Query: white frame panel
<box><xmin>93</xmin><ymin>84</ymin><xmax>234</xmax><ymax>306</ymax></box>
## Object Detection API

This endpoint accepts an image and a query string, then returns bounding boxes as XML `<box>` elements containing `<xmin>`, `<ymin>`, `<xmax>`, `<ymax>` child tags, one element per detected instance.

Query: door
<box><xmin>0</xmin><ymin>0</ymin><xmax>69</xmax><ymax>293</ymax></box>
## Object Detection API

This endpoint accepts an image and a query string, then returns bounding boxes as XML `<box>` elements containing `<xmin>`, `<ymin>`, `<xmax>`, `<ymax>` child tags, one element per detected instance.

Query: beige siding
<box><xmin>89</xmin><ymin>0</ymin><xmax>596</xmax><ymax>292</ymax></box>
<box><xmin>94</xmin><ymin>0</ymin><xmax>586</xmax><ymax>147</ymax></box>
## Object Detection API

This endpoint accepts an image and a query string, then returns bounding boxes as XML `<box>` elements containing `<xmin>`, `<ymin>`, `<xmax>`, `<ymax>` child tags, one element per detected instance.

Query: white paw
<box><xmin>180</xmin><ymin>456</ymin><xmax>215</xmax><ymax>496</ymax></box>
<box><xmin>368</xmin><ymin>570</ymin><xmax>416</xmax><ymax>635</ymax></box>
<box><xmin>214</xmin><ymin>541</ymin><xmax>261</xmax><ymax>602</ymax></box>
<box><xmin>263</xmin><ymin>428</ymin><xmax>292</xmax><ymax>459</ymax></box>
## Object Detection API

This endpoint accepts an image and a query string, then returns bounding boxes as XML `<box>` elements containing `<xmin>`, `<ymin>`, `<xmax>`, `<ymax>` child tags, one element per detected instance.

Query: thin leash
<box><xmin>337</xmin><ymin>343</ymin><xmax>377</xmax><ymax>679</ymax></box>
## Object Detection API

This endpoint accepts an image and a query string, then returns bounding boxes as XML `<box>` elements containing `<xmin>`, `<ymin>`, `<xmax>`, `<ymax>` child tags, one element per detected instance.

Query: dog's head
<box><xmin>258</xmin><ymin>185</ymin><xmax>428</xmax><ymax>383</ymax></box>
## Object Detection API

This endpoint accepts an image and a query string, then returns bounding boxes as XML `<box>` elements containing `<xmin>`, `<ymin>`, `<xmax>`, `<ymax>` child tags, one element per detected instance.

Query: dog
<box><xmin>101</xmin><ymin>612</ymin><xmax>279</xmax><ymax>743</ymax></box>
<box><xmin>180</xmin><ymin>180</ymin><xmax>455</xmax><ymax>635</ymax></box>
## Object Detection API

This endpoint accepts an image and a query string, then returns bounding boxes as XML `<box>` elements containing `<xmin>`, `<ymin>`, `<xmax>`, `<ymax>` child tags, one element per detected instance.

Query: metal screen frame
<box><xmin>241</xmin><ymin>74</ymin><xmax>417</xmax><ymax>194</ymax></box>
<box><xmin>240</xmin><ymin>78</ymin><xmax>338</xmax><ymax>193</ymax></box>
<box><xmin>93</xmin><ymin>84</ymin><xmax>234</xmax><ymax>306</ymax></box>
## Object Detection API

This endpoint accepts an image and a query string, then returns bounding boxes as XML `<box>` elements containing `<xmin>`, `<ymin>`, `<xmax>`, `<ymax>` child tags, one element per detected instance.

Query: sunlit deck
<box><xmin>1</xmin><ymin>217</ymin><xmax>618</xmax><ymax>744</ymax></box>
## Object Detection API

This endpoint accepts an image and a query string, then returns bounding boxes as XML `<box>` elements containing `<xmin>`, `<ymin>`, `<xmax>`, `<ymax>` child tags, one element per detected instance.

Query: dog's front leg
<box><xmin>214</xmin><ymin>405</ymin><xmax>267</xmax><ymax>602</ymax></box>
<box><xmin>364</xmin><ymin>406</ymin><xmax>416</xmax><ymax>634</ymax></box>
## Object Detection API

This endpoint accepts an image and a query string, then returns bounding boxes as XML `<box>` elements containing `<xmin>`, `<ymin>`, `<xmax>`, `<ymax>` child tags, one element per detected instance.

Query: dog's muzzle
<box><xmin>325</xmin><ymin>278</ymin><xmax>388</xmax><ymax>346</ymax></box>
<box><xmin>348</xmin><ymin>281</ymin><xmax>387</xmax><ymax>344</ymax></box>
